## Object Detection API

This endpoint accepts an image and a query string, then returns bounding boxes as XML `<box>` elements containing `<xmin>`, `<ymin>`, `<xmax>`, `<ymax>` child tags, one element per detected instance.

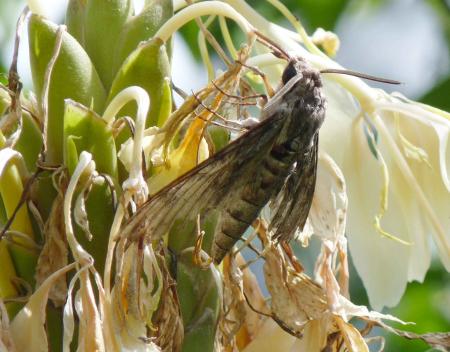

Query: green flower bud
<box><xmin>28</xmin><ymin>14</ymin><xmax>107</xmax><ymax>164</ymax></box>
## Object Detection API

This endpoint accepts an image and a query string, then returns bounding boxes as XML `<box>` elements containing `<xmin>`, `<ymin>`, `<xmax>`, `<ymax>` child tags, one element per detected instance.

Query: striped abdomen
<box><xmin>211</xmin><ymin>138</ymin><xmax>301</xmax><ymax>263</ymax></box>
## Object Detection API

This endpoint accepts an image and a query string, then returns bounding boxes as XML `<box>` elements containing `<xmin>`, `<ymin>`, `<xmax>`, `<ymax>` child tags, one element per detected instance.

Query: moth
<box><xmin>121</xmin><ymin>56</ymin><xmax>326</xmax><ymax>264</ymax></box>
<box><xmin>121</xmin><ymin>58</ymin><xmax>399</xmax><ymax>263</ymax></box>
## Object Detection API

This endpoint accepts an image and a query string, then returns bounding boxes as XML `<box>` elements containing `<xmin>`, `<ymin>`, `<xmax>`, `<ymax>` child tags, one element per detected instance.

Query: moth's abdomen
<box><xmin>211</xmin><ymin>141</ymin><xmax>298</xmax><ymax>263</ymax></box>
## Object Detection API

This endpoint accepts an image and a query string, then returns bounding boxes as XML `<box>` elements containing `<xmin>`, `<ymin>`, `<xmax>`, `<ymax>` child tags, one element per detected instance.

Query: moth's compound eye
<box><xmin>282</xmin><ymin>61</ymin><xmax>298</xmax><ymax>85</ymax></box>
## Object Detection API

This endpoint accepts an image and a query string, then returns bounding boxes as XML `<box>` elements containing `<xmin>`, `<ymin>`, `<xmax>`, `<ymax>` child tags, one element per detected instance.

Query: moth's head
<box><xmin>281</xmin><ymin>58</ymin><xmax>321</xmax><ymax>87</ymax></box>
<box><xmin>272</xmin><ymin>57</ymin><xmax>326</xmax><ymax>135</ymax></box>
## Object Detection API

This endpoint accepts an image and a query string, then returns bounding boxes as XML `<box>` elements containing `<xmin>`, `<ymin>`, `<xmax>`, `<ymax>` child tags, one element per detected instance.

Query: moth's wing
<box><xmin>121</xmin><ymin>110</ymin><xmax>286</xmax><ymax>243</ymax></box>
<box><xmin>269</xmin><ymin>133</ymin><xmax>319</xmax><ymax>241</ymax></box>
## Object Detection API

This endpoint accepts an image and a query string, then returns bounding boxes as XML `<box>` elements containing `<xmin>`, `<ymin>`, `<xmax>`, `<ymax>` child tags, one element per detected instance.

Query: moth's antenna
<box><xmin>320</xmin><ymin>68</ymin><xmax>401</xmax><ymax>85</ymax></box>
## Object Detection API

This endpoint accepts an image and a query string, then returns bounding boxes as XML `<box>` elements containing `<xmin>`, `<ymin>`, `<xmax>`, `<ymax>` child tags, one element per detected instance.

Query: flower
<box><xmin>211</xmin><ymin>0</ymin><xmax>450</xmax><ymax>309</ymax></box>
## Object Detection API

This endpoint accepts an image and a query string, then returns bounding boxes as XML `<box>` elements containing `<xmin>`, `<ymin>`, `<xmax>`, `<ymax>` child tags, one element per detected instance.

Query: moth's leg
<box><xmin>236</xmin><ymin>60</ymin><xmax>275</xmax><ymax>98</ymax></box>
<box><xmin>280</xmin><ymin>241</ymin><xmax>304</xmax><ymax>273</ymax></box>
<box><xmin>237</xmin><ymin>243</ymin><xmax>266</xmax><ymax>271</ymax></box>
<box><xmin>192</xmin><ymin>91</ymin><xmax>248</xmax><ymax>132</ymax></box>
<box><xmin>239</xmin><ymin>78</ymin><xmax>269</xmax><ymax>109</ymax></box>
<box><xmin>212</xmin><ymin>79</ymin><xmax>266</xmax><ymax>103</ymax></box>
<box><xmin>211</xmin><ymin>79</ymin><xmax>268</xmax><ymax>129</ymax></box>
<box><xmin>193</xmin><ymin>214</ymin><xmax>213</xmax><ymax>269</ymax></box>
<box><xmin>243</xmin><ymin>288</ymin><xmax>304</xmax><ymax>339</ymax></box>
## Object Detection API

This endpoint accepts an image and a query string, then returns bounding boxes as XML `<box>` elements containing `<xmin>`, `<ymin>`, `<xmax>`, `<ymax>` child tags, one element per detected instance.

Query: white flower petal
<box><xmin>309</xmin><ymin>153</ymin><xmax>347</xmax><ymax>245</ymax></box>
<box><xmin>319</xmin><ymin>81</ymin><xmax>359</xmax><ymax>166</ymax></box>
<box><xmin>391</xmin><ymin>111</ymin><xmax>450</xmax><ymax>270</ymax></box>
<box><xmin>343</xmin><ymin>119</ymin><xmax>414</xmax><ymax>309</ymax></box>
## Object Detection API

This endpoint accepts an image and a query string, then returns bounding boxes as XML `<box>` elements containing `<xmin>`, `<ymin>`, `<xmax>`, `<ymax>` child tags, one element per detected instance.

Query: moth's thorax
<box><xmin>277</xmin><ymin>59</ymin><xmax>326</xmax><ymax>144</ymax></box>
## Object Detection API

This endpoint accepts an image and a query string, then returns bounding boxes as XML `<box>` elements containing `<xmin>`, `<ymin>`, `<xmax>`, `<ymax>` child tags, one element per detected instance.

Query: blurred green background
<box><xmin>0</xmin><ymin>0</ymin><xmax>448</xmax><ymax>351</ymax></box>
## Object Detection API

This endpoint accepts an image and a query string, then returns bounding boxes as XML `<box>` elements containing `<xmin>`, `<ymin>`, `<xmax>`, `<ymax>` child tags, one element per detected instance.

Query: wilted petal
<box><xmin>147</xmin><ymin>119</ymin><xmax>209</xmax><ymax>194</ymax></box>
<box><xmin>335</xmin><ymin>316</ymin><xmax>369</xmax><ymax>352</ymax></box>
<box><xmin>141</xmin><ymin>245</ymin><xmax>163</xmax><ymax>323</ymax></box>
<box><xmin>290</xmin><ymin>315</ymin><xmax>334</xmax><ymax>352</ymax></box>
<box><xmin>264</xmin><ymin>244</ymin><xmax>328</xmax><ymax>333</ymax></box>
<box><xmin>63</xmin><ymin>264</ymin><xmax>105</xmax><ymax>352</ymax></box>
<box><xmin>75</xmin><ymin>274</ymin><xmax>105</xmax><ymax>352</ymax></box>
<box><xmin>149</xmin><ymin>253</ymin><xmax>184</xmax><ymax>352</ymax></box>
<box><xmin>236</xmin><ymin>254</ymin><xmax>268</xmax><ymax>347</ymax></box>
<box><xmin>309</xmin><ymin>153</ymin><xmax>347</xmax><ymax>245</ymax></box>
<box><xmin>111</xmin><ymin>243</ymin><xmax>148</xmax><ymax>347</ymax></box>
<box><xmin>11</xmin><ymin>263</ymin><xmax>75</xmax><ymax>352</ymax></box>
<box><xmin>220</xmin><ymin>255</ymin><xmax>246</xmax><ymax>348</ymax></box>
<box><xmin>309</xmin><ymin>153</ymin><xmax>349</xmax><ymax>302</ymax></box>
<box><xmin>35</xmin><ymin>193</ymin><xmax>68</xmax><ymax>307</ymax></box>
<box><xmin>118</xmin><ymin>127</ymin><xmax>165</xmax><ymax>173</ymax></box>
<box><xmin>0</xmin><ymin>300</ymin><xmax>15</xmax><ymax>351</ymax></box>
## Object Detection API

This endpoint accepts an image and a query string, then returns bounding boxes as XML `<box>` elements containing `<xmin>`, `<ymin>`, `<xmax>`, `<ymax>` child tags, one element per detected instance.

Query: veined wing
<box><xmin>269</xmin><ymin>133</ymin><xmax>319</xmax><ymax>242</ymax></box>
<box><xmin>121</xmin><ymin>107</ymin><xmax>288</xmax><ymax>244</ymax></box>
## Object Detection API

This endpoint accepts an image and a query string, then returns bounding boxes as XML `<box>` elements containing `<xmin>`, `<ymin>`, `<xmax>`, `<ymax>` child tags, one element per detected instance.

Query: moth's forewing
<box><xmin>120</xmin><ymin>106</ymin><xmax>285</xmax><ymax>245</ymax></box>
<box><xmin>269</xmin><ymin>133</ymin><xmax>319</xmax><ymax>241</ymax></box>
<box><xmin>122</xmin><ymin>58</ymin><xmax>326</xmax><ymax>264</ymax></box>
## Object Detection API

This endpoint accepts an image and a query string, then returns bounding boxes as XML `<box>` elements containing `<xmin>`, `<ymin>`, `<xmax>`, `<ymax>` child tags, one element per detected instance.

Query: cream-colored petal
<box><xmin>11</xmin><ymin>263</ymin><xmax>75</xmax><ymax>352</ymax></box>
<box><xmin>241</xmin><ymin>319</ymin><xmax>296</xmax><ymax>352</ymax></box>
<box><xmin>343</xmin><ymin>119</ymin><xmax>413</xmax><ymax>309</ymax></box>
<box><xmin>393</xmin><ymin>112</ymin><xmax>450</xmax><ymax>270</ymax></box>
<box><xmin>290</xmin><ymin>316</ymin><xmax>332</xmax><ymax>352</ymax></box>
<box><xmin>319</xmin><ymin>81</ymin><xmax>359</xmax><ymax>167</ymax></box>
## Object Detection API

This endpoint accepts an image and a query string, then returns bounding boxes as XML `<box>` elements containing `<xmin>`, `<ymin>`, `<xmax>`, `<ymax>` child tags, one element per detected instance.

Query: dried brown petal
<box><xmin>151</xmin><ymin>253</ymin><xmax>184</xmax><ymax>352</ymax></box>
<box><xmin>219</xmin><ymin>255</ymin><xmax>246</xmax><ymax>349</ymax></box>
<box><xmin>236</xmin><ymin>254</ymin><xmax>267</xmax><ymax>346</ymax></box>
<box><xmin>35</xmin><ymin>193</ymin><xmax>68</xmax><ymax>307</ymax></box>
<box><xmin>264</xmin><ymin>244</ymin><xmax>328</xmax><ymax>335</ymax></box>
<box><xmin>376</xmin><ymin>320</ymin><xmax>450</xmax><ymax>351</ymax></box>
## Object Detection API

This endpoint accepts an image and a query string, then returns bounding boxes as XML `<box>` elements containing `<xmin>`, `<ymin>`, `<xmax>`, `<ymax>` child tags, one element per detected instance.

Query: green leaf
<box><xmin>386</xmin><ymin>266</ymin><xmax>450</xmax><ymax>351</ymax></box>
<box><xmin>420</xmin><ymin>75</ymin><xmax>450</xmax><ymax>112</ymax></box>
<box><xmin>28</xmin><ymin>14</ymin><xmax>107</xmax><ymax>164</ymax></box>
<box><xmin>247</xmin><ymin>0</ymin><xmax>351</xmax><ymax>31</ymax></box>
<box><xmin>177</xmin><ymin>249</ymin><xmax>222</xmax><ymax>352</ymax></box>
<box><xmin>291</xmin><ymin>0</ymin><xmax>351</xmax><ymax>30</ymax></box>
